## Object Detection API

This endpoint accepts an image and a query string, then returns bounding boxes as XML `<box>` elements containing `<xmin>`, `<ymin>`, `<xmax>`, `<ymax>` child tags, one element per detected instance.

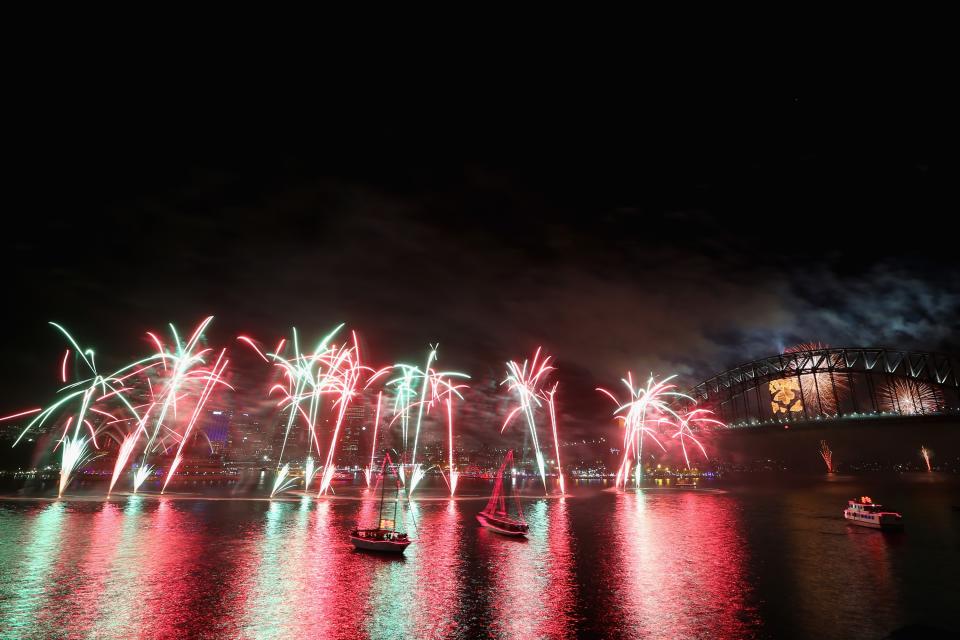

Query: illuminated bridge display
<box><xmin>690</xmin><ymin>347</ymin><xmax>960</xmax><ymax>428</ymax></box>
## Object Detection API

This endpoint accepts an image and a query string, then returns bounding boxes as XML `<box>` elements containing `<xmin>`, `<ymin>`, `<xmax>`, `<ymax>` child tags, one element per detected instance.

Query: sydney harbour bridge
<box><xmin>689</xmin><ymin>347</ymin><xmax>960</xmax><ymax>428</ymax></box>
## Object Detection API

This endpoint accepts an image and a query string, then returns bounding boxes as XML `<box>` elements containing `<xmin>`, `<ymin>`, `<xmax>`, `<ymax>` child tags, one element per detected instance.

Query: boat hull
<box><xmin>843</xmin><ymin>512</ymin><xmax>903</xmax><ymax>530</ymax></box>
<box><xmin>349</xmin><ymin>528</ymin><xmax>411</xmax><ymax>553</ymax></box>
<box><xmin>350</xmin><ymin>536</ymin><xmax>411</xmax><ymax>553</ymax></box>
<box><xmin>476</xmin><ymin>513</ymin><xmax>528</xmax><ymax>537</ymax></box>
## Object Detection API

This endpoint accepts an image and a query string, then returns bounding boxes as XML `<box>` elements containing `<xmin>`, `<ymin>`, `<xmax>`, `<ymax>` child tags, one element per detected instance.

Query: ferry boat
<box><xmin>843</xmin><ymin>496</ymin><xmax>903</xmax><ymax>530</ymax></box>
<box><xmin>350</xmin><ymin>454</ymin><xmax>412</xmax><ymax>554</ymax></box>
<box><xmin>675</xmin><ymin>478</ymin><xmax>698</xmax><ymax>487</ymax></box>
<box><xmin>477</xmin><ymin>450</ymin><xmax>529</xmax><ymax>537</ymax></box>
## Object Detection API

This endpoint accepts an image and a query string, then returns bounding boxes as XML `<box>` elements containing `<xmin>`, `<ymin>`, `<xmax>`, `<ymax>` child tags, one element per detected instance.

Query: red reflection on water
<box><xmin>410</xmin><ymin>499</ymin><xmax>463</xmax><ymax>638</ymax></box>
<box><xmin>137</xmin><ymin>498</ymin><xmax>208</xmax><ymax>636</ymax></box>
<box><xmin>479</xmin><ymin>496</ymin><xmax>577</xmax><ymax>639</ymax></box>
<box><xmin>56</xmin><ymin>501</ymin><xmax>126</xmax><ymax>635</ymax></box>
<box><xmin>235</xmin><ymin>498</ymin><xmax>357</xmax><ymax>638</ymax></box>
<box><xmin>609</xmin><ymin>490</ymin><xmax>757</xmax><ymax>638</ymax></box>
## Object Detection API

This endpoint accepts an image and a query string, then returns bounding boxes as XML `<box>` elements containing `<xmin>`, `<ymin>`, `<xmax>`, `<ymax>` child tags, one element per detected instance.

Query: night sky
<box><xmin>5</xmin><ymin>90</ymin><xmax>958</xmax><ymax>442</ymax></box>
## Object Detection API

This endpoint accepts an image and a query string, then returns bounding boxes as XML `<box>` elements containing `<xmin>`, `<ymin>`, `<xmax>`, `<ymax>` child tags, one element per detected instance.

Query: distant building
<box><xmin>337</xmin><ymin>402</ymin><xmax>367</xmax><ymax>467</ymax></box>
<box><xmin>203</xmin><ymin>408</ymin><xmax>232</xmax><ymax>458</ymax></box>
<box><xmin>226</xmin><ymin>411</ymin><xmax>269</xmax><ymax>464</ymax></box>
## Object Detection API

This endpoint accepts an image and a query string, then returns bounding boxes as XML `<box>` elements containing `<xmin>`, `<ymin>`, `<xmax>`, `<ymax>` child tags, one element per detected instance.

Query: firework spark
<box><xmin>241</xmin><ymin>326</ymin><xmax>389</xmax><ymax>497</ymax></box>
<box><xmin>161</xmin><ymin>348</ymin><xmax>230</xmax><ymax>494</ymax></box>
<box><xmin>364</xmin><ymin>392</ymin><xmax>383</xmax><ymax>487</ymax></box>
<box><xmin>669</xmin><ymin>408</ymin><xmax>721</xmax><ymax>471</ymax></box>
<box><xmin>272</xmin><ymin>463</ymin><xmax>297</xmax><ymax>496</ymax></box>
<box><xmin>783</xmin><ymin>343</ymin><xmax>849</xmax><ymax>416</ymax></box>
<box><xmin>598</xmin><ymin>373</ymin><xmax>707</xmax><ymax>488</ymax></box>
<box><xmin>920</xmin><ymin>446</ymin><xmax>933</xmax><ymax>472</ymax></box>
<box><xmin>542</xmin><ymin>383</ymin><xmax>565</xmax><ymax>494</ymax></box>
<box><xmin>58</xmin><ymin>433</ymin><xmax>95</xmax><ymax>497</ymax></box>
<box><xmin>819</xmin><ymin>440</ymin><xmax>833</xmax><ymax>473</ymax></box>
<box><xmin>881</xmin><ymin>379</ymin><xmax>938</xmax><ymax>415</ymax></box>
<box><xmin>131</xmin><ymin>317</ymin><xmax>232</xmax><ymax>493</ymax></box>
<box><xmin>502</xmin><ymin>348</ymin><xmax>556</xmax><ymax>491</ymax></box>
<box><xmin>386</xmin><ymin>347</ymin><xmax>468</xmax><ymax>496</ymax></box>
<box><xmin>11</xmin><ymin>324</ymin><xmax>160</xmax><ymax>496</ymax></box>
<box><xmin>304</xmin><ymin>456</ymin><xmax>317</xmax><ymax>491</ymax></box>
<box><xmin>5</xmin><ymin>319</ymin><xmax>231</xmax><ymax>497</ymax></box>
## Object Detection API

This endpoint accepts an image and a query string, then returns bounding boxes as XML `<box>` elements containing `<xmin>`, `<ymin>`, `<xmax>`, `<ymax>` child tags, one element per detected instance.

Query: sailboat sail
<box><xmin>482</xmin><ymin>449</ymin><xmax>525</xmax><ymax>524</ymax></box>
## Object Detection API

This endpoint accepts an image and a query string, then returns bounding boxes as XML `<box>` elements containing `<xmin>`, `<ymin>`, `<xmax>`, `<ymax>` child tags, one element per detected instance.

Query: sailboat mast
<box><xmin>378</xmin><ymin>455</ymin><xmax>387</xmax><ymax>526</ymax></box>
<box><xmin>393</xmin><ymin>469</ymin><xmax>400</xmax><ymax>531</ymax></box>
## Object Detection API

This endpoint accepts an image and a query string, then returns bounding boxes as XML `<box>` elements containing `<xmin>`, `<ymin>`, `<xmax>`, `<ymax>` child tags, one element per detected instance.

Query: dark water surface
<box><xmin>1</xmin><ymin>475</ymin><xmax>958</xmax><ymax>639</ymax></box>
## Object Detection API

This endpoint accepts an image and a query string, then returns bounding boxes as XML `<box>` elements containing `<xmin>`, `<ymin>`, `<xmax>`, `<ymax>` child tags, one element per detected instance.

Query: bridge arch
<box><xmin>690</xmin><ymin>347</ymin><xmax>960</xmax><ymax>427</ymax></box>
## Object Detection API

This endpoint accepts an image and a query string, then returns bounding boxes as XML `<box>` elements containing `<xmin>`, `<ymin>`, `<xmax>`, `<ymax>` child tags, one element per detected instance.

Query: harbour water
<box><xmin>0</xmin><ymin>475</ymin><xmax>957</xmax><ymax>639</ymax></box>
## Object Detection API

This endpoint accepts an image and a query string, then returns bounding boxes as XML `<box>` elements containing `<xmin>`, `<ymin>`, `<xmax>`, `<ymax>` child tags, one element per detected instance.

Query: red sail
<box><xmin>482</xmin><ymin>449</ymin><xmax>525</xmax><ymax>524</ymax></box>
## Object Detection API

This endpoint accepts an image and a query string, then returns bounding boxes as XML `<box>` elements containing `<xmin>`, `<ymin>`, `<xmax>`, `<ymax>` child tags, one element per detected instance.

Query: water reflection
<box><xmin>480</xmin><ymin>497</ymin><xmax>578</xmax><ymax>638</ymax></box>
<box><xmin>2</xmin><ymin>502</ymin><xmax>67</xmax><ymax>637</ymax></box>
<box><xmin>772</xmin><ymin>488</ymin><xmax>902</xmax><ymax>638</ymax></box>
<box><xmin>608</xmin><ymin>490</ymin><xmax>758</xmax><ymax>638</ymax></box>
<box><xmin>0</xmin><ymin>477</ymin><xmax>955</xmax><ymax>638</ymax></box>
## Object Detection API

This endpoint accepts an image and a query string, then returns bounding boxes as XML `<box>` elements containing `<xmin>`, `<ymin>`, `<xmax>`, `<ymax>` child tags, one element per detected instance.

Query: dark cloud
<box><xmin>4</xmin><ymin>92</ymin><xmax>958</xmax><ymax>445</ymax></box>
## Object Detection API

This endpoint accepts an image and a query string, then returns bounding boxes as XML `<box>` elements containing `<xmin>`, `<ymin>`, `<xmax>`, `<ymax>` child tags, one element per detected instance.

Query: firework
<box><xmin>304</xmin><ymin>456</ymin><xmax>317</xmax><ymax>491</ymax></box>
<box><xmin>58</xmin><ymin>433</ymin><xmax>97</xmax><ymax>498</ymax></box>
<box><xmin>4</xmin><ymin>318</ymin><xmax>232</xmax><ymax>497</ymax></box>
<box><xmin>242</xmin><ymin>325</ymin><xmax>389</xmax><ymax>497</ymax></box>
<box><xmin>132</xmin><ymin>465</ymin><xmax>154</xmax><ymax>491</ymax></box>
<box><xmin>542</xmin><ymin>383</ymin><xmax>565</xmax><ymax>495</ymax></box>
<box><xmin>161</xmin><ymin>348</ymin><xmax>230</xmax><ymax>494</ymax></box>
<box><xmin>364</xmin><ymin>392</ymin><xmax>383</xmax><ymax>487</ymax></box>
<box><xmin>445</xmin><ymin>397</ymin><xmax>459</xmax><ymax>495</ymax></box>
<box><xmin>108</xmin><ymin>430</ymin><xmax>143</xmax><ymax>495</ymax></box>
<box><xmin>783</xmin><ymin>343</ymin><xmax>849</xmax><ymax>416</ymax></box>
<box><xmin>502</xmin><ymin>348</ymin><xmax>557</xmax><ymax>491</ymax></box>
<box><xmin>881</xmin><ymin>379</ymin><xmax>938</xmax><ymax>415</ymax></box>
<box><xmin>920</xmin><ymin>446</ymin><xmax>932</xmax><ymax>472</ymax></box>
<box><xmin>130</xmin><ymin>318</ymin><xmax>232</xmax><ymax>493</ymax></box>
<box><xmin>386</xmin><ymin>347</ymin><xmax>468</xmax><ymax>496</ymax></box>
<box><xmin>10</xmin><ymin>323</ymin><xmax>162</xmax><ymax>496</ymax></box>
<box><xmin>819</xmin><ymin>440</ymin><xmax>833</xmax><ymax>473</ymax></box>
<box><xmin>669</xmin><ymin>407</ymin><xmax>721</xmax><ymax>470</ymax></box>
<box><xmin>598</xmin><ymin>373</ymin><xmax>699</xmax><ymax>488</ymax></box>
<box><xmin>272</xmin><ymin>463</ymin><xmax>297</xmax><ymax>496</ymax></box>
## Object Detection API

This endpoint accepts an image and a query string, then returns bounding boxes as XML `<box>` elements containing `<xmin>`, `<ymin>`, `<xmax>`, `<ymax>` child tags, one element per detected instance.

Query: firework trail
<box><xmin>432</xmin><ymin>374</ymin><xmax>468</xmax><ymax>496</ymax></box>
<box><xmin>244</xmin><ymin>325</ymin><xmax>341</xmax><ymax>497</ymax></box>
<box><xmin>272</xmin><ymin>463</ymin><xmax>297</xmax><ymax>496</ymax></box>
<box><xmin>161</xmin><ymin>348</ymin><xmax>230</xmax><ymax>493</ymax></box>
<box><xmin>819</xmin><ymin>440</ymin><xmax>833</xmax><ymax>473</ymax></box>
<box><xmin>386</xmin><ymin>347</ymin><xmax>468</xmax><ymax>496</ymax></box>
<box><xmin>597</xmin><ymin>373</ymin><xmax>690</xmax><ymax>488</ymax></box>
<box><xmin>920</xmin><ymin>446</ymin><xmax>933</xmax><ymax>472</ymax></box>
<box><xmin>881</xmin><ymin>379</ymin><xmax>938</xmax><ymax>415</ymax></box>
<box><xmin>542</xmin><ymin>383</ymin><xmax>565</xmax><ymax>495</ymax></box>
<box><xmin>109</xmin><ymin>429</ymin><xmax>144</xmax><ymax>495</ymax></box>
<box><xmin>4</xmin><ymin>319</ymin><xmax>231</xmax><ymax>496</ymax></box>
<box><xmin>783</xmin><ymin>343</ymin><xmax>849</xmax><ymax>415</ymax></box>
<box><xmin>364</xmin><ymin>392</ymin><xmax>383</xmax><ymax>487</ymax></box>
<box><xmin>130</xmin><ymin>318</ymin><xmax>231</xmax><ymax>493</ymax></box>
<box><xmin>668</xmin><ymin>407</ymin><xmax>722</xmax><ymax>470</ymax></box>
<box><xmin>242</xmin><ymin>326</ymin><xmax>390</xmax><ymax>497</ymax></box>
<box><xmin>502</xmin><ymin>348</ymin><xmax>556</xmax><ymax>491</ymax></box>
<box><xmin>58</xmin><ymin>432</ymin><xmax>97</xmax><ymax>498</ymax></box>
<box><xmin>7</xmin><ymin>323</ymin><xmax>162</xmax><ymax>496</ymax></box>
<box><xmin>445</xmin><ymin>396</ymin><xmax>458</xmax><ymax>495</ymax></box>
<box><xmin>304</xmin><ymin>456</ymin><xmax>317</xmax><ymax>491</ymax></box>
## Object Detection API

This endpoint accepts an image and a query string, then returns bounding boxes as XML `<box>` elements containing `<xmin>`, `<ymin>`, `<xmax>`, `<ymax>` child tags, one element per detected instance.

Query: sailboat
<box><xmin>477</xmin><ymin>449</ymin><xmax>529</xmax><ymax>536</ymax></box>
<box><xmin>350</xmin><ymin>453</ymin><xmax>412</xmax><ymax>553</ymax></box>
